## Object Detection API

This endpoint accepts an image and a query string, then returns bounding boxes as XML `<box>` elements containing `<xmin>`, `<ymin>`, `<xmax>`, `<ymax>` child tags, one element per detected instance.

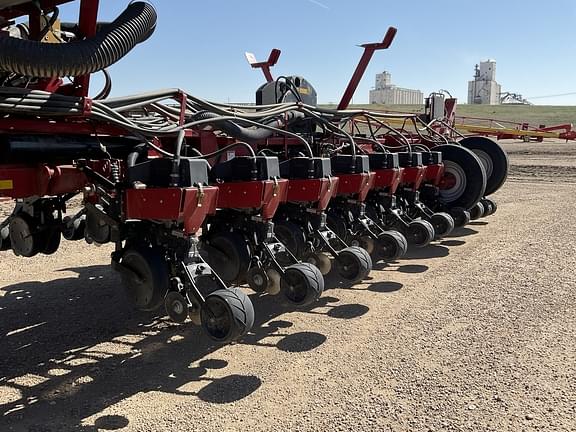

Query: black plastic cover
<box><xmin>397</xmin><ymin>152</ymin><xmax>423</xmax><ymax>168</ymax></box>
<box><xmin>279</xmin><ymin>157</ymin><xmax>331</xmax><ymax>179</ymax></box>
<box><xmin>127</xmin><ymin>158</ymin><xmax>210</xmax><ymax>187</ymax></box>
<box><xmin>368</xmin><ymin>153</ymin><xmax>400</xmax><ymax>170</ymax></box>
<box><xmin>421</xmin><ymin>151</ymin><xmax>442</xmax><ymax>165</ymax></box>
<box><xmin>330</xmin><ymin>155</ymin><xmax>370</xmax><ymax>174</ymax></box>
<box><xmin>210</xmin><ymin>156</ymin><xmax>280</xmax><ymax>182</ymax></box>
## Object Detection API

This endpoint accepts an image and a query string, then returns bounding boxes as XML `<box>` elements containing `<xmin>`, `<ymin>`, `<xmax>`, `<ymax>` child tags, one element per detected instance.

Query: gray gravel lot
<box><xmin>0</xmin><ymin>140</ymin><xmax>575</xmax><ymax>432</ymax></box>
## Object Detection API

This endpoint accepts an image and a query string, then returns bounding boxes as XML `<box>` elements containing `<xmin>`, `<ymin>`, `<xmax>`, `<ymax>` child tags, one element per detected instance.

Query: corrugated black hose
<box><xmin>0</xmin><ymin>2</ymin><xmax>157</xmax><ymax>78</ymax></box>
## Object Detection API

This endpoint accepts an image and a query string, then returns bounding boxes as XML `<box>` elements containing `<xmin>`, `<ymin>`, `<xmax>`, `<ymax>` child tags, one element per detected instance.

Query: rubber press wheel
<box><xmin>281</xmin><ymin>263</ymin><xmax>324</xmax><ymax>307</ymax></box>
<box><xmin>430</xmin><ymin>212</ymin><xmax>455</xmax><ymax>238</ymax></box>
<box><xmin>335</xmin><ymin>246</ymin><xmax>372</xmax><ymax>283</ymax></box>
<box><xmin>436</xmin><ymin>144</ymin><xmax>487</xmax><ymax>210</ymax></box>
<box><xmin>448</xmin><ymin>207</ymin><xmax>471</xmax><ymax>228</ymax></box>
<box><xmin>469</xmin><ymin>202</ymin><xmax>485</xmax><ymax>221</ymax></box>
<box><xmin>481</xmin><ymin>197</ymin><xmax>498</xmax><ymax>216</ymax></box>
<box><xmin>201</xmin><ymin>288</ymin><xmax>254</xmax><ymax>343</ymax></box>
<box><xmin>406</xmin><ymin>220</ymin><xmax>435</xmax><ymax>248</ymax></box>
<box><xmin>374</xmin><ymin>230</ymin><xmax>408</xmax><ymax>262</ymax></box>
<box><xmin>459</xmin><ymin>136</ymin><xmax>509</xmax><ymax>196</ymax></box>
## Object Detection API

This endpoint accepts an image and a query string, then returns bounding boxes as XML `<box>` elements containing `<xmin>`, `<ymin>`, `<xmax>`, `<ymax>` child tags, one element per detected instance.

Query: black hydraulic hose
<box><xmin>170</xmin><ymin>130</ymin><xmax>186</xmax><ymax>186</ymax></box>
<box><xmin>127</xmin><ymin>143</ymin><xmax>148</xmax><ymax>168</ymax></box>
<box><xmin>192</xmin><ymin>110</ymin><xmax>305</xmax><ymax>143</ymax></box>
<box><xmin>93</xmin><ymin>69</ymin><xmax>112</xmax><ymax>100</ymax></box>
<box><xmin>0</xmin><ymin>2</ymin><xmax>157</xmax><ymax>78</ymax></box>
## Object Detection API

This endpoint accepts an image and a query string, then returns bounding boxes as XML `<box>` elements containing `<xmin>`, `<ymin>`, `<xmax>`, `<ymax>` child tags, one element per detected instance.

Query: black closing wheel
<box><xmin>470</xmin><ymin>202</ymin><xmax>485</xmax><ymax>220</ymax></box>
<box><xmin>165</xmin><ymin>291</ymin><xmax>189</xmax><ymax>324</ymax></box>
<box><xmin>430</xmin><ymin>212</ymin><xmax>455</xmax><ymax>238</ymax></box>
<box><xmin>448</xmin><ymin>207</ymin><xmax>471</xmax><ymax>228</ymax></box>
<box><xmin>459</xmin><ymin>136</ymin><xmax>509</xmax><ymax>196</ymax></box>
<box><xmin>480</xmin><ymin>199</ymin><xmax>494</xmax><ymax>217</ymax></box>
<box><xmin>406</xmin><ymin>220</ymin><xmax>435</xmax><ymax>248</ymax></box>
<box><xmin>375</xmin><ymin>231</ymin><xmax>408</xmax><ymax>262</ymax></box>
<box><xmin>281</xmin><ymin>263</ymin><xmax>324</xmax><ymax>307</ymax></box>
<box><xmin>203</xmin><ymin>233</ymin><xmax>250</xmax><ymax>285</ymax></box>
<box><xmin>201</xmin><ymin>288</ymin><xmax>254</xmax><ymax>343</ymax></box>
<box><xmin>482</xmin><ymin>197</ymin><xmax>498</xmax><ymax>216</ymax></box>
<box><xmin>436</xmin><ymin>144</ymin><xmax>487</xmax><ymax>210</ymax></box>
<box><xmin>120</xmin><ymin>247</ymin><xmax>170</xmax><ymax>311</ymax></box>
<box><xmin>335</xmin><ymin>246</ymin><xmax>372</xmax><ymax>283</ymax></box>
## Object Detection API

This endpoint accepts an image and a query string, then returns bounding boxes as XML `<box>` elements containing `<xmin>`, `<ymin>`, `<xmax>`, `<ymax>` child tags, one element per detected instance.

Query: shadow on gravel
<box><xmin>469</xmin><ymin>221</ymin><xmax>489</xmax><ymax>226</ymax></box>
<box><xmin>0</xmin><ymin>260</ymin><xmax>378</xmax><ymax>432</ymax></box>
<box><xmin>93</xmin><ymin>415</ymin><xmax>130</xmax><ymax>430</ymax></box>
<box><xmin>440</xmin><ymin>240</ymin><xmax>466</xmax><ymax>247</ymax></box>
<box><xmin>0</xmin><ymin>264</ymin><xmax>364</xmax><ymax>430</ymax></box>
<box><xmin>449</xmin><ymin>227</ymin><xmax>479</xmax><ymax>237</ymax></box>
<box><xmin>323</xmin><ymin>271</ymin><xmax>405</xmax><ymax>294</ymax></box>
<box><xmin>405</xmin><ymin>244</ymin><xmax>449</xmax><ymax>260</ymax></box>
<box><xmin>396</xmin><ymin>264</ymin><xmax>429</xmax><ymax>274</ymax></box>
<box><xmin>366</xmin><ymin>281</ymin><xmax>403</xmax><ymax>293</ymax></box>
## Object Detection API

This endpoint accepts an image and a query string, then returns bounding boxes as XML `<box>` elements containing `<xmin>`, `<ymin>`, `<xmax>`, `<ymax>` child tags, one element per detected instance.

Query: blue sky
<box><xmin>57</xmin><ymin>0</ymin><xmax>576</xmax><ymax>105</ymax></box>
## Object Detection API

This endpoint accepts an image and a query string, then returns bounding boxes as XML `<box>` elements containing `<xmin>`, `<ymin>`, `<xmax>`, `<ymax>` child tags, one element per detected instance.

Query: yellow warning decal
<box><xmin>0</xmin><ymin>180</ymin><xmax>13</xmax><ymax>190</ymax></box>
<box><xmin>298</xmin><ymin>87</ymin><xmax>310</xmax><ymax>95</ymax></box>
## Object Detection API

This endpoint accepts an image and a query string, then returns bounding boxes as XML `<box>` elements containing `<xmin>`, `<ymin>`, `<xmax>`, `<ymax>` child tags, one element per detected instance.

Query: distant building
<box><xmin>468</xmin><ymin>60</ymin><xmax>501</xmax><ymax>105</ymax></box>
<box><xmin>369</xmin><ymin>71</ymin><xmax>423</xmax><ymax>105</ymax></box>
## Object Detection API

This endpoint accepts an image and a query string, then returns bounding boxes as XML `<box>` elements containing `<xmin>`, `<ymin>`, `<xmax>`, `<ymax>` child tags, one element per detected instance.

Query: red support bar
<box><xmin>73</xmin><ymin>0</ymin><xmax>99</xmax><ymax>97</ymax></box>
<box><xmin>337</xmin><ymin>27</ymin><xmax>397</xmax><ymax>111</ymax></box>
<box><xmin>245</xmin><ymin>49</ymin><xmax>282</xmax><ymax>83</ymax></box>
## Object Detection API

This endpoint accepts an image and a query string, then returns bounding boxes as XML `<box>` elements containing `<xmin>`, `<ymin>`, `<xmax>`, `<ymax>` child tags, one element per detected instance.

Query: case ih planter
<box><xmin>0</xmin><ymin>1</ymin><xmax>508</xmax><ymax>345</ymax></box>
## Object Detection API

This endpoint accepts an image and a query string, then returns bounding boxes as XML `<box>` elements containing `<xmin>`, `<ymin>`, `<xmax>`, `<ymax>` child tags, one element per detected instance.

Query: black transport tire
<box><xmin>375</xmin><ymin>230</ymin><xmax>408</xmax><ymax>261</ymax></box>
<box><xmin>459</xmin><ymin>136</ymin><xmax>509</xmax><ymax>196</ymax></box>
<box><xmin>201</xmin><ymin>288</ymin><xmax>254</xmax><ymax>343</ymax></box>
<box><xmin>430</xmin><ymin>212</ymin><xmax>455</xmax><ymax>238</ymax></box>
<box><xmin>203</xmin><ymin>232</ymin><xmax>250</xmax><ymax>285</ymax></box>
<box><xmin>120</xmin><ymin>247</ymin><xmax>170</xmax><ymax>312</ymax></box>
<box><xmin>281</xmin><ymin>263</ymin><xmax>324</xmax><ymax>307</ymax></box>
<box><xmin>448</xmin><ymin>207</ymin><xmax>471</xmax><ymax>228</ymax></box>
<box><xmin>406</xmin><ymin>220</ymin><xmax>435</xmax><ymax>248</ymax></box>
<box><xmin>274</xmin><ymin>221</ymin><xmax>307</xmax><ymax>260</ymax></box>
<box><xmin>335</xmin><ymin>246</ymin><xmax>372</xmax><ymax>283</ymax></box>
<box><xmin>470</xmin><ymin>202</ymin><xmax>485</xmax><ymax>220</ymax></box>
<box><xmin>436</xmin><ymin>144</ymin><xmax>487</xmax><ymax>210</ymax></box>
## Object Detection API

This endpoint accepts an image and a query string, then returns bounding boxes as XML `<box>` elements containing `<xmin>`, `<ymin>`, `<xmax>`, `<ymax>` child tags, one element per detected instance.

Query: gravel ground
<box><xmin>0</xmin><ymin>140</ymin><xmax>575</xmax><ymax>432</ymax></box>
